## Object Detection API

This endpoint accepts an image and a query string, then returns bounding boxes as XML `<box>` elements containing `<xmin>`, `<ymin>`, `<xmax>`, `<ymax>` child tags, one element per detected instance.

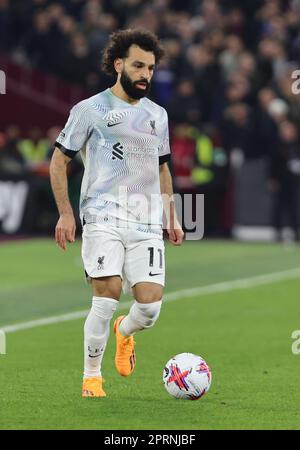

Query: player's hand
<box><xmin>55</xmin><ymin>213</ymin><xmax>76</xmax><ymax>251</ymax></box>
<box><xmin>167</xmin><ymin>219</ymin><xmax>184</xmax><ymax>246</ymax></box>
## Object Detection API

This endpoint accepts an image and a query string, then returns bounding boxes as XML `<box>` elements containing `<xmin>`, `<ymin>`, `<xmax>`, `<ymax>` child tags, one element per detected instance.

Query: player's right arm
<box><xmin>50</xmin><ymin>148</ymin><xmax>76</xmax><ymax>251</ymax></box>
<box><xmin>50</xmin><ymin>101</ymin><xmax>91</xmax><ymax>250</ymax></box>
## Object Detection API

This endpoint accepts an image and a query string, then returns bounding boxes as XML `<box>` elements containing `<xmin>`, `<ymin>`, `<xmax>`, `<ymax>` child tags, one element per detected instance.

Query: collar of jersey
<box><xmin>107</xmin><ymin>88</ymin><xmax>142</xmax><ymax>107</ymax></box>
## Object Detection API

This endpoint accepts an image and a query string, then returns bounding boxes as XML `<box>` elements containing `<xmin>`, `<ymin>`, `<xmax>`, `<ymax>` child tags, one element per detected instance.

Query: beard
<box><xmin>120</xmin><ymin>70</ymin><xmax>151</xmax><ymax>100</ymax></box>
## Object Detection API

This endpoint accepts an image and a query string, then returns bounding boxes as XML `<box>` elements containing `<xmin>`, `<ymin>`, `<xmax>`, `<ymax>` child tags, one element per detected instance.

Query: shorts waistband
<box><xmin>82</xmin><ymin>214</ymin><xmax>162</xmax><ymax>234</ymax></box>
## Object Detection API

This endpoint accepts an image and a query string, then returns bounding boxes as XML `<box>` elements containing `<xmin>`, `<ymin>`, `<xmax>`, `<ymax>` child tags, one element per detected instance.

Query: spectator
<box><xmin>167</xmin><ymin>78</ymin><xmax>201</xmax><ymax>125</ymax></box>
<box><xmin>151</xmin><ymin>54</ymin><xmax>175</xmax><ymax>106</ymax></box>
<box><xmin>0</xmin><ymin>0</ymin><xmax>12</xmax><ymax>51</ymax></box>
<box><xmin>256</xmin><ymin>87</ymin><xmax>278</xmax><ymax>157</ymax></box>
<box><xmin>219</xmin><ymin>35</ymin><xmax>244</xmax><ymax>79</ymax></box>
<box><xmin>59</xmin><ymin>32</ymin><xmax>98</xmax><ymax>88</ymax></box>
<box><xmin>268</xmin><ymin>120</ymin><xmax>300</xmax><ymax>241</ymax></box>
<box><xmin>267</xmin><ymin>98</ymin><xmax>289</xmax><ymax>125</ymax></box>
<box><xmin>183</xmin><ymin>44</ymin><xmax>222</xmax><ymax>122</ymax></box>
<box><xmin>221</xmin><ymin>103</ymin><xmax>259</xmax><ymax>160</ymax></box>
<box><xmin>22</xmin><ymin>10</ymin><xmax>55</xmax><ymax>72</ymax></box>
<box><xmin>0</xmin><ymin>126</ymin><xmax>25</xmax><ymax>175</ymax></box>
<box><xmin>17</xmin><ymin>127</ymin><xmax>49</xmax><ymax>170</ymax></box>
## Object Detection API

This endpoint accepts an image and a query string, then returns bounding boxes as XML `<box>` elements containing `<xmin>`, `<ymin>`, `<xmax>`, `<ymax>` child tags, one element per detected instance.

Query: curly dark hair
<box><xmin>102</xmin><ymin>28</ymin><xmax>165</xmax><ymax>75</ymax></box>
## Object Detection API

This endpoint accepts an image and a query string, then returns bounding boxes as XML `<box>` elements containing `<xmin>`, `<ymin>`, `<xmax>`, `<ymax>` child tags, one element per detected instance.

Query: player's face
<box><xmin>119</xmin><ymin>45</ymin><xmax>155</xmax><ymax>99</ymax></box>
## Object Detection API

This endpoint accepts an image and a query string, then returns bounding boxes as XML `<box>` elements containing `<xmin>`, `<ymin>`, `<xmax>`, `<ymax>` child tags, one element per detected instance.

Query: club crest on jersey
<box><xmin>150</xmin><ymin>120</ymin><xmax>157</xmax><ymax>136</ymax></box>
<box><xmin>97</xmin><ymin>256</ymin><xmax>105</xmax><ymax>270</ymax></box>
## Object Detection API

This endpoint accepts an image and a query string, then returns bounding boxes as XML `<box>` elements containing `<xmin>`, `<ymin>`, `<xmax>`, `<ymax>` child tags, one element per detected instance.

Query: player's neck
<box><xmin>110</xmin><ymin>83</ymin><xmax>140</xmax><ymax>105</ymax></box>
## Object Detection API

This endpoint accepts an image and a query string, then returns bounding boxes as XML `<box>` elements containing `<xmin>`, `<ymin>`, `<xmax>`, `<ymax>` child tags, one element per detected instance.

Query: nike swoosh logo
<box><xmin>88</xmin><ymin>354</ymin><xmax>101</xmax><ymax>358</ymax></box>
<box><xmin>107</xmin><ymin>122</ymin><xmax>122</xmax><ymax>127</ymax></box>
<box><xmin>149</xmin><ymin>272</ymin><xmax>163</xmax><ymax>276</ymax></box>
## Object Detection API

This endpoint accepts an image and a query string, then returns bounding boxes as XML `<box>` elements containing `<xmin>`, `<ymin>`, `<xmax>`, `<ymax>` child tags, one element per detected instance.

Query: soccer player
<box><xmin>50</xmin><ymin>29</ymin><xmax>184</xmax><ymax>397</ymax></box>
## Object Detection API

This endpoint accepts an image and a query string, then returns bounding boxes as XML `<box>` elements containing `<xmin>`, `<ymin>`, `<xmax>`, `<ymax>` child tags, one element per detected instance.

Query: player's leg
<box><xmin>118</xmin><ymin>282</ymin><xmax>163</xmax><ymax>335</ymax></box>
<box><xmin>81</xmin><ymin>224</ymin><xmax>124</xmax><ymax>396</ymax></box>
<box><xmin>114</xmin><ymin>232</ymin><xmax>164</xmax><ymax>376</ymax></box>
<box><xmin>82</xmin><ymin>276</ymin><xmax>122</xmax><ymax>397</ymax></box>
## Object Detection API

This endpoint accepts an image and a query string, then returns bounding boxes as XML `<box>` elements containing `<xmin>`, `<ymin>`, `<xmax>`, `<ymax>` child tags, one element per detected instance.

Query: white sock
<box><xmin>119</xmin><ymin>300</ymin><xmax>162</xmax><ymax>337</ymax></box>
<box><xmin>83</xmin><ymin>296</ymin><xmax>118</xmax><ymax>378</ymax></box>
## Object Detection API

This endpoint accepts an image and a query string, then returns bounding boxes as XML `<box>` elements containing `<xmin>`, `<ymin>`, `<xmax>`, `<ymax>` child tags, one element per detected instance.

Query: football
<box><xmin>163</xmin><ymin>353</ymin><xmax>212</xmax><ymax>400</ymax></box>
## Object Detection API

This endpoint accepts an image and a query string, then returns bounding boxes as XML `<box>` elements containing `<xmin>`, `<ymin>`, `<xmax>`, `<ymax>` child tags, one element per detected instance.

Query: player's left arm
<box><xmin>159</xmin><ymin>162</ymin><xmax>184</xmax><ymax>246</ymax></box>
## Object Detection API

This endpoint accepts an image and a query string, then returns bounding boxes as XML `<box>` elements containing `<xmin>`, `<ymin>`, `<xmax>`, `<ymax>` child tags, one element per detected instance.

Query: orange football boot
<box><xmin>113</xmin><ymin>315</ymin><xmax>136</xmax><ymax>376</ymax></box>
<box><xmin>82</xmin><ymin>377</ymin><xmax>106</xmax><ymax>398</ymax></box>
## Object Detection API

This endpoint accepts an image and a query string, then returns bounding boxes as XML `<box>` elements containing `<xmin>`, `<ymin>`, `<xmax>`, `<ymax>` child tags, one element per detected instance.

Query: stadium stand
<box><xmin>1</xmin><ymin>0</ymin><xmax>300</xmax><ymax>238</ymax></box>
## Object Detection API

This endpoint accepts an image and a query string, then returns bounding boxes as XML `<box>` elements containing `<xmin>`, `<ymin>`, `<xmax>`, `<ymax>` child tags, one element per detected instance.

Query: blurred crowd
<box><xmin>0</xmin><ymin>0</ymin><xmax>300</xmax><ymax>122</ymax></box>
<box><xmin>0</xmin><ymin>124</ymin><xmax>82</xmax><ymax>178</ymax></box>
<box><xmin>0</xmin><ymin>124</ymin><xmax>83</xmax><ymax>233</ymax></box>
<box><xmin>0</xmin><ymin>125</ymin><xmax>58</xmax><ymax>176</ymax></box>
<box><xmin>1</xmin><ymin>0</ymin><xmax>300</xmax><ymax>236</ymax></box>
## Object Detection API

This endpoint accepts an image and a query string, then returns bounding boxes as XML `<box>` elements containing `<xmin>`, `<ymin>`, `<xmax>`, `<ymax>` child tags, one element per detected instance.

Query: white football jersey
<box><xmin>55</xmin><ymin>88</ymin><xmax>170</xmax><ymax>228</ymax></box>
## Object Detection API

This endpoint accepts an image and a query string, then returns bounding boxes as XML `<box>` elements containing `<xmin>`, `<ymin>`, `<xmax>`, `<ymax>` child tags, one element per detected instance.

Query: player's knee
<box><xmin>133</xmin><ymin>283</ymin><xmax>164</xmax><ymax>303</ymax></box>
<box><xmin>96</xmin><ymin>288</ymin><xmax>120</xmax><ymax>300</ymax></box>
<box><xmin>135</xmin><ymin>300</ymin><xmax>162</xmax><ymax>329</ymax></box>
<box><xmin>91</xmin><ymin>276</ymin><xmax>122</xmax><ymax>300</ymax></box>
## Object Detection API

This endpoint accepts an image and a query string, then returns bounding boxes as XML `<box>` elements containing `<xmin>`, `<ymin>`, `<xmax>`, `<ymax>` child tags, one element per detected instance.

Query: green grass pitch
<box><xmin>0</xmin><ymin>238</ymin><xmax>300</xmax><ymax>430</ymax></box>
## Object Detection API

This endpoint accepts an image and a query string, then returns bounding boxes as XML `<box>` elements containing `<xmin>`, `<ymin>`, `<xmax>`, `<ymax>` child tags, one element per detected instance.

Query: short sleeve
<box><xmin>158</xmin><ymin>109</ymin><xmax>171</xmax><ymax>165</ymax></box>
<box><xmin>55</xmin><ymin>102</ymin><xmax>91</xmax><ymax>158</ymax></box>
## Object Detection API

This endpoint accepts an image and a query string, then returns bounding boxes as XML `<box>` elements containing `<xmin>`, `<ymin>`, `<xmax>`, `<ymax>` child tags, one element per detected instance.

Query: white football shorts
<box><xmin>81</xmin><ymin>223</ymin><xmax>165</xmax><ymax>292</ymax></box>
